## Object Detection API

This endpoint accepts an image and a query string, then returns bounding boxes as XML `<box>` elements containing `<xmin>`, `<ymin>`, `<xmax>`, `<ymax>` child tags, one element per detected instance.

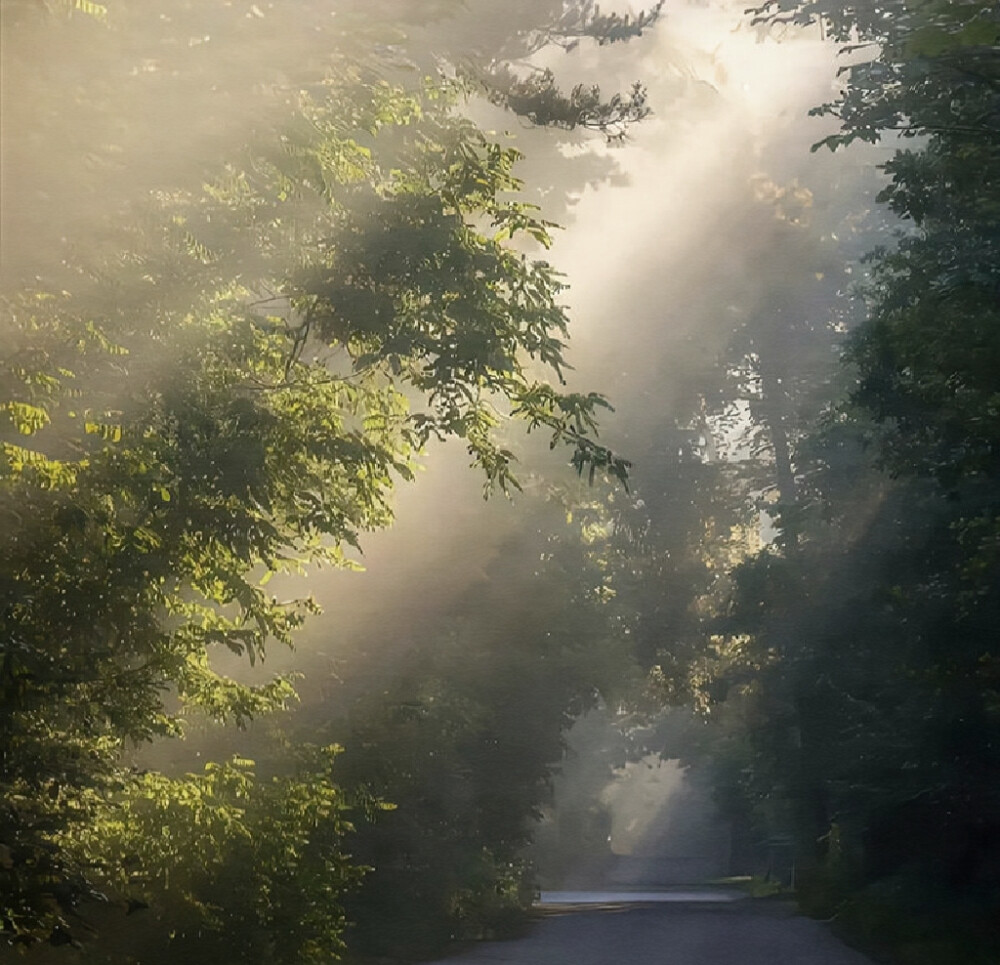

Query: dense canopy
<box><xmin>2</xmin><ymin>2</ymin><xmax>999</xmax><ymax>963</ymax></box>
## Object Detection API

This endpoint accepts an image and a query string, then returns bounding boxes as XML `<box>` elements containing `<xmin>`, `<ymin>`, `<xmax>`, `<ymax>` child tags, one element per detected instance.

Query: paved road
<box><xmin>431</xmin><ymin>898</ymin><xmax>874</xmax><ymax>965</ymax></box>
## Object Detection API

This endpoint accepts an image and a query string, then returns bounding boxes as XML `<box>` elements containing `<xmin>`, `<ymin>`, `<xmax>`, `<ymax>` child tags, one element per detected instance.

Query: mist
<box><xmin>186</xmin><ymin>0</ymin><xmax>882</xmax><ymax>681</ymax></box>
<box><xmin>153</xmin><ymin>0</ymin><xmax>878</xmax><ymax>821</ymax></box>
<box><xmin>5</xmin><ymin>1</ymin><xmax>995</xmax><ymax>963</ymax></box>
<box><xmin>174</xmin><ymin>0</ymin><xmax>887</xmax><ymax>915</ymax></box>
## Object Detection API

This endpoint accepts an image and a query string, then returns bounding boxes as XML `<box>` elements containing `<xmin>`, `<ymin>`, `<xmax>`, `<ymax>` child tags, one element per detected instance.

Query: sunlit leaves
<box><xmin>1</xmin><ymin>60</ymin><xmax>627</xmax><ymax>950</ymax></box>
<box><xmin>2</xmin><ymin>401</ymin><xmax>50</xmax><ymax>436</ymax></box>
<box><xmin>84</xmin><ymin>419</ymin><xmax>124</xmax><ymax>442</ymax></box>
<box><xmin>46</xmin><ymin>0</ymin><xmax>109</xmax><ymax>22</ymax></box>
<box><xmin>66</xmin><ymin>748</ymin><xmax>363</xmax><ymax>964</ymax></box>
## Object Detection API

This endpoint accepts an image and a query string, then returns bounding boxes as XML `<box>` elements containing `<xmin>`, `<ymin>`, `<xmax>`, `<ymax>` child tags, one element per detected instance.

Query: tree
<box><xmin>319</xmin><ymin>492</ymin><xmax>633</xmax><ymax>958</ymax></box>
<box><xmin>748</xmin><ymin>0</ymin><xmax>1000</xmax><ymax>491</ymax></box>
<box><xmin>673</xmin><ymin>4</ymin><xmax>1000</xmax><ymax>958</ymax></box>
<box><xmin>65</xmin><ymin>747</ymin><xmax>365</xmax><ymax>964</ymax></box>
<box><xmin>1</xmin><ymin>12</ymin><xmax>633</xmax><ymax>947</ymax></box>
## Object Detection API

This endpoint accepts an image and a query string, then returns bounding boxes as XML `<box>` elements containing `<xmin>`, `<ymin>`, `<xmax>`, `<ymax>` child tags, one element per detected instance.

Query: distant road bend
<box><xmin>428</xmin><ymin>889</ymin><xmax>875</xmax><ymax>965</ymax></box>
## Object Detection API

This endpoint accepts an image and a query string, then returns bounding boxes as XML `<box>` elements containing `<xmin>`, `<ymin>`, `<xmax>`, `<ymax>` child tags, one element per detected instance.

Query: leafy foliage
<box><xmin>480</xmin><ymin>68</ymin><xmax>651</xmax><ymax>142</ymax></box>
<box><xmin>65</xmin><ymin>748</ymin><xmax>363</xmax><ymax>964</ymax></box>
<box><xmin>314</xmin><ymin>493</ymin><xmax>634</xmax><ymax>958</ymax></box>
<box><xmin>0</xmin><ymin>19</ymin><xmax>630</xmax><ymax>950</ymax></box>
<box><xmin>663</xmin><ymin>4</ymin><xmax>1000</xmax><ymax>960</ymax></box>
<box><xmin>521</xmin><ymin>0</ymin><xmax>665</xmax><ymax>51</ymax></box>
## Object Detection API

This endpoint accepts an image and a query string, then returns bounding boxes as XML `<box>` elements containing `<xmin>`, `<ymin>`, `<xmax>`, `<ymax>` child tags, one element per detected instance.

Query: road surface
<box><xmin>430</xmin><ymin>892</ymin><xmax>874</xmax><ymax>965</ymax></box>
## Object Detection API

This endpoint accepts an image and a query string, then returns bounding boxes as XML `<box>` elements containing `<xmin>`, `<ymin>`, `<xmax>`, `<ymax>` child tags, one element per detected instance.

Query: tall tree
<box><xmin>679</xmin><ymin>3</ymin><xmax>1000</xmax><ymax>959</ymax></box>
<box><xmin>1</xmin><ymin>5</ymin><xmax>637</xmax><ymax>947</ymax></box>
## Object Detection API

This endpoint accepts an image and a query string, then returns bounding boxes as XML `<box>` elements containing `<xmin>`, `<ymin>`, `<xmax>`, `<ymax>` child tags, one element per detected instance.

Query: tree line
<box><xmin>3</xmin><ymin>1</ymin><xmax>998</xmax><ymax>963</ymax></box>
<box><xmin>0</xmin><ymin>1</ymin><xmax>648</xmax><ymax>958</ymax></box>
<box><xmin>623</xmin><ymin>3</ymin><xmax>999</xmax><ymax>961</ymax></box>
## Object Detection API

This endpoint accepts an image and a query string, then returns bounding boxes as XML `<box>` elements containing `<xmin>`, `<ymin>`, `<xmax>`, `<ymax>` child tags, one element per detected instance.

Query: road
<box><xmin>447</xmin><ymin>764</ymin><xmax>874</xmax><ymax>964</ymax></box>
<box><xmin>430</xmin><ymin>894</ymin><xmax>874</xmax><ymax>965</ymax></box>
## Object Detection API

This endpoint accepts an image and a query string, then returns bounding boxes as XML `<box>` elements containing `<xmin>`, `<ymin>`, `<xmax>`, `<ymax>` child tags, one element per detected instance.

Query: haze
<box><xmin>3</xmin><ymin>2</ymin><xmax>995</xmax><ymax>964</ymax></box>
